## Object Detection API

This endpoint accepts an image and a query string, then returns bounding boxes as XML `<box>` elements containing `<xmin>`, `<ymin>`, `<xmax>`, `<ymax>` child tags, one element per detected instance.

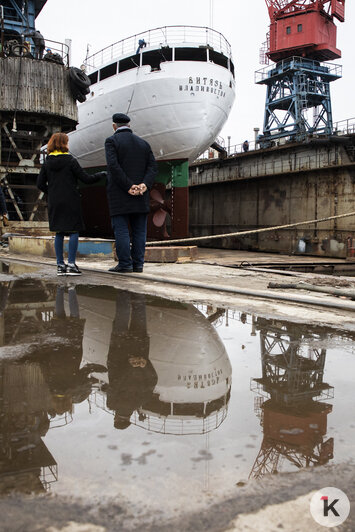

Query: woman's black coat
<box><xmin>37</xmin><ymin>154</ymin><xmax>104</xmax><ymax>233</ymax></box>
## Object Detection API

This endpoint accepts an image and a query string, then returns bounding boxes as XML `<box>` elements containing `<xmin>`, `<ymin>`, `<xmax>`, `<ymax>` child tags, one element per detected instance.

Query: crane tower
<box><xmin>256</xmin><ymin>0</ymin><xmax>345</xmax><ymax>146</ymax></box>
<box><xmin>249</xmin><ymin>318</ymin><xmax>334</xmax><ymax>479</ymax></box>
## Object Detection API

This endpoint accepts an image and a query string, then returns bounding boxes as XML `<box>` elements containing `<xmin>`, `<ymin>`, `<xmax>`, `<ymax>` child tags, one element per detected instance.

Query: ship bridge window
<box><xmin>142</xmin><ymin>47</ymin><xmax>172</xmax><ymax>71</ymax></box>
<box><xmin>230</xmin><ymin>60</ymin><xmax>235</xmax><ymax>78</ymax></box>
<box><xmin>99</xmin><ymin>62</ymin><xmax>117</xmax><ymax>81</ymax></box>
<box><xmin>88</xmin><ymin>71</ymin><xmax>98</xmax><ymax>85</ymax></box>
<box><xmin>119</xmin><ymin>54</ymin><xmax>140</xmax><ymax>73</ymax></box>
<box><xmin>205</xmin><ymin>393</ymin><xmax>230</xmax><ymax>416</ymax></box>
<box><xmin>209</xmin><ymin>50</ymin><xmax>228</xmax><ymax>70</ymax></box>
<box><xmin>175</xmin><ymin>47</ymin><xmax>207</xmax><ymax>62</ymax></box>
<box><xmin>173</xmin><ymin>403</ymin><xmax>204</xmax><ymax>417</ymax></box>
<box><xmin>144</xmin><ymin>394</ymin><xmax>171</xmax><ymax>416</ymax></box>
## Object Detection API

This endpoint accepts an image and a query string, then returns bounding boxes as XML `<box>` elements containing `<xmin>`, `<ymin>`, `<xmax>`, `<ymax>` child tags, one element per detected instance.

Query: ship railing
<box><xmin>41</xmin><ymin>38</ymin><xmax>70</xmax><ymax>66</ymax></box>
<box><xmin>0</xmin><ymin>33</ymin><xmax>69</xmax><ymax>66</ymax></box>
<box><xmin>49</xmin><ymin>411</ymin><xmax>73</xmax><ymax>429</ymax></box>
<box><xmin>131</xmin><ymin>407</ymin><xmax>228</xmax><ymax>435</ymax></box>
<box><xmin>40</xmin><ymin>464</ymin><xmax>58</xmax><ymax>491</ymax></box>
<box><xmin>255</xmin><ymin>57</ymin><xmax>342</xmax><ymax>83</ymax></box>
<box><xmin>196</xmin><ymin>139</ymin><xmax>258</xmax><ymax>161</ymax></box>
<box><xmin>90</xmin><ymin>388</ymin><xmax>229</xmax><ymax>435</ymax></box>
<box><xmin>333</xmin><ymin>117</ymin><xmax>355</xmax><ymax>135</ymax></box>
<box><xmin>84</xmin><ymin>25</ymin><xmax>232</xmax><ymax>69</ymax></box>
<box><xmin>196</xmin><ymin>116</ymin><xmax>355</xmax><ymax>163</ymax></box>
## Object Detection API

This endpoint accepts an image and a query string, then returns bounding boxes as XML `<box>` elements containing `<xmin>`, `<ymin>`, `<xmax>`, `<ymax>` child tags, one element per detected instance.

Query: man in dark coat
<box><xmin>24</xmin><ymin>29</ymin><xmax>45</xmax><ymax>59</ymax></box>
<box><xmin>105</xmin><ymin>113</ymin><xmax>157</xmax><ymax>273</ymax></box>
<box><xmin>106</xmin><ymin>291</ymin><xmax>157</xmax><ymax>429</ymax></box>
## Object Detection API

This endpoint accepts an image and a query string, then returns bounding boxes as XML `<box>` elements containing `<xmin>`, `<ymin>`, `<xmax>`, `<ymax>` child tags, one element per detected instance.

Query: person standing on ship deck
<box><xmin>37</xmin><ymin>133</ymin><xmax>106</xmax><ymax>276</ymax></box>
<box><xmin>24</xmin><ymin>29</ymin><xmax>45</xmax><ymax>59</ymax></box>
<box><xmin>105</xmin><ymin>113</ymin><xmax>157</xmax><ymax>273</ymax></box>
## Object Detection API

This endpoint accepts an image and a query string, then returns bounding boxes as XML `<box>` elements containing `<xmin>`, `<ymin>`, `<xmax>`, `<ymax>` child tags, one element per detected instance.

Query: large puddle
<box><xmin>0</xmin><ymin>279</ymin><xmax>355</xmax><ymax>513</ymax></box>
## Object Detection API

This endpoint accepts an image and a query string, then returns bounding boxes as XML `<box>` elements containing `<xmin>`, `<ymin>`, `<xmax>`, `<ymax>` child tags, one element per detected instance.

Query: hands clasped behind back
<box><xmin>128</xmin><ymin>183</ymin><xmax>147</xmax><ymax>196</ymax></box>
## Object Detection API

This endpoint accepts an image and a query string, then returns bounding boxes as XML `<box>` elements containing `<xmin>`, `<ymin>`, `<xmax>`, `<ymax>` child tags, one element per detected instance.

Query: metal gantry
<box><xmin>249</xmin><ymin>318</ymin><xmax>334</xmax><ymax>479</ymax></box>
<box><xmin>257</xmin><ymin>0</ymin><xmax>345</xmax><ymax>146</ymax></box>
<box><xmin>256</xmin><ymin>57</ymin><xmax>341</xmax><ymax>145</ymax></box>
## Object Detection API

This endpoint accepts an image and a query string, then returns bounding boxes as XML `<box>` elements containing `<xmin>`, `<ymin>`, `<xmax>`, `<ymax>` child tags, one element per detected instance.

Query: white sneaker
<box><xmin>67</xmin><ymin>263</ymin><xmax>81</xmax><ymax>275</ymax></box>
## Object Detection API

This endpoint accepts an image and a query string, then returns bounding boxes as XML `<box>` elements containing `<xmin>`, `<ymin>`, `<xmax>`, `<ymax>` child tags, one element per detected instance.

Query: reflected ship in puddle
<box><xmin>78</xmin><ymin>288</ymin><xmax>232</xmax><ymax>435</ymax></box>
<box><xmin>0</xmin><ymin>281</ymin><xmax>232</xmax><ymax>494</ymax></box>
<box><xmin>249</xmin><ymin>317</ymin><xmax>334</xmax><ymax>479</ymax></box>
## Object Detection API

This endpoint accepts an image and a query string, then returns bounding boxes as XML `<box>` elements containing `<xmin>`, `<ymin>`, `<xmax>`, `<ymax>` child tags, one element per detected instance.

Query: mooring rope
<box><xmin>146</xmin><ymin>211</ymin><xmax>355</xmax><ymax>246</ymax></box>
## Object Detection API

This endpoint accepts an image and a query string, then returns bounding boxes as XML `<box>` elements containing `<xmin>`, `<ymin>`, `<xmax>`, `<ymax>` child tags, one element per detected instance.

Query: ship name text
<box><xmin>178</xmin><ymin>368</ymin><xmax>224</xmax><ymax>388</ymax></box>
<box><xmin>179</xmin><ymin>77</ymin><xmax>226</xmax><ymax>97</ymax></box>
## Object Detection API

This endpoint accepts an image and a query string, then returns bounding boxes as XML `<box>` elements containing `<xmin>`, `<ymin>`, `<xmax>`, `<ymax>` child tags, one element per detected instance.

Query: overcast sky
<box><xmin>37</xmin><ymin>0</ymin><xmax>354</xmax><ymax>147</ymax></box>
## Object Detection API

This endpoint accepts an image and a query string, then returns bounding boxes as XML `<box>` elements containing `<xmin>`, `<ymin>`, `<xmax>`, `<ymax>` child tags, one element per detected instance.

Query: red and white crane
<box><xmin>256</xmin><ymin>0</ymin><xmax>346</xmax><ymax>145</ymax></box>
<box><xmin>264</xmin><ymin>0</ymin><xmax>345</xmax><ymax>62</ymax></box>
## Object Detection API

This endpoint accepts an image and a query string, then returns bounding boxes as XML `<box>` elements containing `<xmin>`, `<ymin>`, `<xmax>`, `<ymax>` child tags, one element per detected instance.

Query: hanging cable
<box><xmin>146</xmin><ymin>211</ymin><xmax>355</xmax><ymax>246</ymax></box>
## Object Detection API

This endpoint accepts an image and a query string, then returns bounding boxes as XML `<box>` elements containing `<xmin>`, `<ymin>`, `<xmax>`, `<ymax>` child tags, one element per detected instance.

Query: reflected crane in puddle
<box><xmin>249</xmin><ymin>318</ymin><xmax>334</xmax><ymax>479</ymax></box>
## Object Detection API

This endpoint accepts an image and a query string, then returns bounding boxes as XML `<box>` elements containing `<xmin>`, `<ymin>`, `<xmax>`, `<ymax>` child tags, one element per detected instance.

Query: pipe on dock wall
<box><xmin>103</xmin><ymin>271</ymin><xmax>355</xmax><ymax>312</ymax></box>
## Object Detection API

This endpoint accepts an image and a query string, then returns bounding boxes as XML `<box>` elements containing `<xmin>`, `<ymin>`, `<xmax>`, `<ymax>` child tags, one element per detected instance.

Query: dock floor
<box><xmin>1</xmin><ymin>246</ymin><xmax>355</xmax><ymax>332</ymax></box>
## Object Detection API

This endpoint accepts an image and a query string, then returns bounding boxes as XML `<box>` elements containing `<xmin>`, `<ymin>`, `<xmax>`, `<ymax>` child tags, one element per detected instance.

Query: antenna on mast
<box><xmin>209</xmin><ymin>0</ymin><xmax>214</xmax><ymax>28</ymax></box>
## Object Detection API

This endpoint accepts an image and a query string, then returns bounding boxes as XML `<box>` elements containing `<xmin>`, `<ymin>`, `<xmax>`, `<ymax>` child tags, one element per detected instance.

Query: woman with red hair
<box><xmin>37</xmin><ymin>133</ymin><xmax>106</xmax><ymax>275</ymax></box>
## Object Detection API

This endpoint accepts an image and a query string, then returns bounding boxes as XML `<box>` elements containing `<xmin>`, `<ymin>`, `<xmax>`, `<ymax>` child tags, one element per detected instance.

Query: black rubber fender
<box><xmin>69</xmin><ymin>77</ymin><xmax>90</xmax><ymax>102</ymax></box>
<box><xmin>69</xmin><ymin>66</ymin><xmax>91</xmax><ymax>89</ymax></box>
<box><xmin>75</xmin><ymin>92</ymin><xmax>87</xmax><ymax>103</ymax></box>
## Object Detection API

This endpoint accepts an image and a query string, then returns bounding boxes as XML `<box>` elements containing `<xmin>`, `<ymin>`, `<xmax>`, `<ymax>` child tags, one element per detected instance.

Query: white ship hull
<box><xmin>68</xmin><ymin>26</ymin><xmax>236</xmax><ymax>168</ymax></box>
<box><xmin>79</xmin><ymin>295</ymin><xmax>232</xmax><ymax>404</ymax></box>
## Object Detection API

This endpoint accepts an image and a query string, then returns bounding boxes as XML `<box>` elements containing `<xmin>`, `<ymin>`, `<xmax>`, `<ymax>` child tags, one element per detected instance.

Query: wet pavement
<box><xmin>0</xmin><ymin>266</ymin><xmax>354</xmax><ymax>530</ymax></box>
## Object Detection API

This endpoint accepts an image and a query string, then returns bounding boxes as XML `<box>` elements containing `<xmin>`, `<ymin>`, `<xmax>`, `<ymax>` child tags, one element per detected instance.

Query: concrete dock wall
<box><xmin>189</xmin><ymin>138</ymin><xmax>355</xmax><ymax>257</ymax></box>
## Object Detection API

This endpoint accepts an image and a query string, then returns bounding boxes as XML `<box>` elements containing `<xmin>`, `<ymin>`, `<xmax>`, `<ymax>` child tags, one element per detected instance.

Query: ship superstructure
<box><xmin>68</xmin><ymin>25</ymin><xmax>236</xmax><ymax>238</ymax></box>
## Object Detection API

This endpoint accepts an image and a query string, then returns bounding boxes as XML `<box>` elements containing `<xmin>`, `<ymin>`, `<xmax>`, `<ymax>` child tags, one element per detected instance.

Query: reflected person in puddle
<box><xmin>41</xmin><ymin>286</ymin><xmax>106</xmax><ymax>415</ymax></box>
<box><xmin>19</xmin><ymin>285</ymin><xmax>106</xmax><ymax>418</ymax></box>
<box><xmin>106</xmin><ymin>291</ymin><xmax>157</xmax><ymax>430</ymax></box>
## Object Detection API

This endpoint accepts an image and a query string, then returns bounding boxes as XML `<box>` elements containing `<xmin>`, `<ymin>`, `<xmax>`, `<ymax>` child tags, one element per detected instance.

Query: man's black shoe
<box><xmin>108</xmin><ymin>264</ymin><xmax>133</xmax><ymax>273</ymax></box>
<box><xmin>133</xmin><ymin>267</ymin><xmax>143</xmax><ymax>273</ymax></box>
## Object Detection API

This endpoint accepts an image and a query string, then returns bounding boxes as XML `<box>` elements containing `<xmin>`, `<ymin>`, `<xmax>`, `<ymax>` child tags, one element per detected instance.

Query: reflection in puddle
<box><xmin>82</xmin><ymin>288</ymin><xmax>232</xmax><ymax>435</ymax></box>
<box><xmin>250</xmin><ymin>318</ymin><xmax>333</xmax><ymax>478</ymax></box>
<box><xmin>0</xmin><ymin>280</ymin><xmax>354</xmax><ymax>505</ymax></box>
<box><xmin>0</xmin><ymin>260</ymin><xmax>39</xmax><ymax>275</ymax></box>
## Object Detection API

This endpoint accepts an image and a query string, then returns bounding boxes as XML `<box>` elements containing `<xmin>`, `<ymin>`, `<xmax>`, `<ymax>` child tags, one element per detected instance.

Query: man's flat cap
<box><xmin>112</xmin><ymin>113</ymin><xmax>130</xmax><ymax>124</ymax></box>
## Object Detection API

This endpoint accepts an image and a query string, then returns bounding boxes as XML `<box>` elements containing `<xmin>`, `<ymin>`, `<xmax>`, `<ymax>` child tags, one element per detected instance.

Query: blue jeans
<box><xmin>54</xmin><ymin>232</ymin><xmax>79</xmax><ymax>265</ymax></box>
<box><xmin>111</xmin><ymin>213</ymin><xmax>147</xmax><ymax>269</ymax></box>
<box><xmin>55</xmin><ymin>286</ymin><xmax>79</xmax><ymax>318</ymax></box>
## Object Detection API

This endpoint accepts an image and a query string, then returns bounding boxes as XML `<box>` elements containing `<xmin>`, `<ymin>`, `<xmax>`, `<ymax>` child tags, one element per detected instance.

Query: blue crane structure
<box><xmin>0</xmin><ymin>1</ymin><xmax>47</xmax><ymax>58</ymax></box>
<box><xmin>256</xmin><ymin>0</ymin><xmax>346</xmax><ymax>147</ymax></box>
<box><xmin>0</xmin><ymin>0</ymin><xmax>46</xmax><ymax>36</ymax></box>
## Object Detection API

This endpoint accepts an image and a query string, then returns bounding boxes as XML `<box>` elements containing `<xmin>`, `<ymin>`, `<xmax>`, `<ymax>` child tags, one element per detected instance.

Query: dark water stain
<box><xmin>191</xmin><ymin>450</ymin><xmax>214</xmax><ymax>462</ymax></box>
